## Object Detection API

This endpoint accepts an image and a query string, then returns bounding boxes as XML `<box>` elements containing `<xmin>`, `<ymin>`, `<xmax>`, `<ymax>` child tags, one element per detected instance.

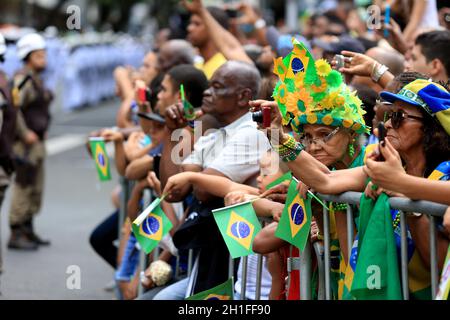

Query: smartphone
<box><xmin>225</xmin><ymin>8</ymin><xmax>238</xmax><ymax>18</ymax></box>
<box><xmin>377</xmin><ymin>121</ymin><xmax>386</xmax><ymax>161</ymax></box>
<box><xmin>334</xmin><ymin>54</ymin><xmax>345</xmax><ymax>69</ymax></box>
<box><xmin>384</xmin><ymin>4</ymin><xmax>391</xmax><ymax>38</ymax></box>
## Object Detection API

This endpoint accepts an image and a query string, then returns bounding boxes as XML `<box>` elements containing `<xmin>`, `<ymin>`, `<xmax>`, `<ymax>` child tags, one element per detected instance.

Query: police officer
<box><xmin>8</xmin><ymin>33</ymin><xmax>53</xmax><ymax>250</ymax></box>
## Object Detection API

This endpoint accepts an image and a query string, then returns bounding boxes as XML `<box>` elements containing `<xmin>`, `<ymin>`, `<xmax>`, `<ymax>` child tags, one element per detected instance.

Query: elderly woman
<box><xmin>252</xmin><ymin>67</ymin><xmax>450</xmax><ymax>299</ymax></box>
<box><xmin>251</xmin><ymin>40</ymin><xmax>373</xmax><ymax>299</ymax></box>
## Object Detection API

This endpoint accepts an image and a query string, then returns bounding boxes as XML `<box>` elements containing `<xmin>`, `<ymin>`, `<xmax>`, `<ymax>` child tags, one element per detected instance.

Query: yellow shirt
<box><xmin>195</xmin><ymin>52</ymin><xmax>227</xmax><ymax>80</ymax></box>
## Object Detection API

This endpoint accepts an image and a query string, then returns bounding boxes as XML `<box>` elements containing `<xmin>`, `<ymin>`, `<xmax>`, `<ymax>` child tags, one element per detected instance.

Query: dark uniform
<box><xmin>8</xmin><ymin>67</ymin><xmax>52</xmax><ymax>249</ymax></box>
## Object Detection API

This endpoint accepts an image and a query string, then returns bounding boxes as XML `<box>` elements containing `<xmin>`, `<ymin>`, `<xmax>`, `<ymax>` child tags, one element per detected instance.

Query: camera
<box><xmin>138</xmin><ymin>87</ymin><xmax>152</xmax><ymax>104</ymax></box>
<box><xmin>252</xmin><ymin>107</ymin><xmax>271</xmax><ymax>128</ymax></box>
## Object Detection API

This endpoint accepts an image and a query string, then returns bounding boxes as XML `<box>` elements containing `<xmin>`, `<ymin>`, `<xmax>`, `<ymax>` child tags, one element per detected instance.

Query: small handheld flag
<box><xmin>266</xmin><ymin>171</ymin><xmax>292</xmax><ymax>190</ymax></box>
<box><xmin>186</xmin><ymin>278</ymin><xmax>234</xmax><ymax>300</ymax></box>
<box><xmin>89</xmin><ymin>137</ymin><xmax>111</xmax><ymax>181</ymax></box>
<box><xmin>132</xmin><ymin>197</ymin><xmax>173</xmax><ymax>254</ymax></box>
<box><xmin>180</xmin><ymin>84</ymin><xmax>196</xmax><ymax>120</ymax></box>
<box><xmin>212</xmin><ymin>201</ymin><xmax>262</xmax><ymax>259</ymax></box>
<box><xmin>275</xmin><ymin>179</ymin><xmax>312</xmax><ymax>251</ymax></box>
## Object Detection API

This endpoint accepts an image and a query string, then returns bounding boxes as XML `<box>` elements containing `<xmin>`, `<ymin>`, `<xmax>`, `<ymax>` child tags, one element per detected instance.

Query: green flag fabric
<box><xmin>350</xmin><ymin>192</ymin><xmax>402</xmax><ymax>300</ymax></box>
<box><xmin>89</xmin><ymin>137</ymin><xmax>111</xmax><ymax>181</ymax></box>
<box><xmin>132</xmin><ymin>197</ymin><xmax>173</xmax><ymax>254</ymax></box>
<box><xmin>180</xmin><ymin>84</ymin><xmax>196</xmax><ymax>120</ymax></box>
<box><xmin>274</xmin><ymin>179</ymin><xmax>312</xmax><ymax>251</ymax></box>
<box><xmin>266</xmin><ymin>171</ymin><xmax>292</xmax><ymax>190</ymax></box>
<box><xmin>212</xmin><ymin>201</ymin><xmax>262</xmax><ymax>259</ymax></box>
<box><xmin>186</xmin><ymin>278</ymin><xmax>234</xmax><ymax>300</ymax></box>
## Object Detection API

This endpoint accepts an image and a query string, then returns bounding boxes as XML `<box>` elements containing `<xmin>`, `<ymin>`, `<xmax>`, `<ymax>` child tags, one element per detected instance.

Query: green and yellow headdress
<box><xmin>272</xmin><ymin>38</ymin><xmax>369</xmax><ymax>134</ymax></box>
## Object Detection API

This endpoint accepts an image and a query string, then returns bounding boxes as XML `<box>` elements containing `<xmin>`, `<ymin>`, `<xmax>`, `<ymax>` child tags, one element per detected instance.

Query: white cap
<box><xmin>17</xmin><ymin>33</ymin><xmax>46</xmax><ymax>60</ymax></box>
<box><xmin>0</xmin><ymin>33</ymin><xmax>6</xmax><ymax>56</ymax></box>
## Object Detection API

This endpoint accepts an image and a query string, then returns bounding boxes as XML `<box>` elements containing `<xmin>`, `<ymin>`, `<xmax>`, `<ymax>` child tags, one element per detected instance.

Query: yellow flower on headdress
<box><xmin>294</xmin><ymin>71</ymin><xmax>305</xmax><ymax>89</ymax></box>
<box><xmin>322</xmin><ymin>114</ymin><xmax>334</xmax><ymax>125</ymax></box>
<box><xmin>276</xmin><ymin>83</ymin><xmax>288</xmax><ymax>104</ymax></box>
<box><xmin>320</xmin><ymin>91</ymin><xmax>339</xmax><ymax>110</ymax></box>
<box><xmin>306</xmin><ymin>113</ymin><xmax>318</xmax><ymax>124</ymax></box>
<box><xmin>285</xmin><ymin>92</ymin><xmax>300</xmax><ymax>116</ymax></box>
<box><xmin>273</xmin><ymin>57</ymin><xmax>287</xmax><ymax>80</ymax></box>
<box><xmin>297</xmin><ymin>88</ymin><xmax>313</xmax><ymax>110</ymax></box>
<box><xmin>315</xmin><ymin>59</ymin><xmax>332</xmax><ymax>77</ymax></box>
<box><xmin>311</xmin><ymin>77</ymin><xmax>327</xmax><ymax>93</ymax></box>
<box><xmin>334</xmin><ymin>94</ymin><xmax>345</xmax><ymax>107</ymax></box>
<box><xmin>285</xmin><ymin>88</ymin><xmax>313</xmax><ymax>115</ymax></box>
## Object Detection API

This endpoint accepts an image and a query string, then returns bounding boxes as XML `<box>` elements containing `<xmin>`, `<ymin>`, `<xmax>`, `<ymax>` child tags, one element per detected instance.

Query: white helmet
<box><xmin>0</xmin><ymin>33</ymin><xmax>6</xmax><ymax>56</ymax></box>
<box><xmin>17</xmin><ymin>33</ymin><xmax>46</xmax><ymax>60</ymax></box>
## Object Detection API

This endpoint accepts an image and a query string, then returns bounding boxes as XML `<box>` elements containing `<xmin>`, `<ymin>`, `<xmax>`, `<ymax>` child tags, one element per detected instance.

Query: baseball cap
<box><xmin>380</xmin><ymin>79</ymin><xmax>450</xmax><ymax>135</ymax></box>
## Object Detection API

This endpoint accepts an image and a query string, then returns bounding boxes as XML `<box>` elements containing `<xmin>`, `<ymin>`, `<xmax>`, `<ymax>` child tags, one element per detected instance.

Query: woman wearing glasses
<box><xmin>252</xmin><ymin>74</ymin><xmax>450</xmax><ymax>299</ymax></box>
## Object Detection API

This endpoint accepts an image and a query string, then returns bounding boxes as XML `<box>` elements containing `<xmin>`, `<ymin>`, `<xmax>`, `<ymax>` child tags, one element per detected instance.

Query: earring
<box><xmin>348</xmin><ymin>140</ymin><xmax>355</xmax><ymax>158</ymax></box>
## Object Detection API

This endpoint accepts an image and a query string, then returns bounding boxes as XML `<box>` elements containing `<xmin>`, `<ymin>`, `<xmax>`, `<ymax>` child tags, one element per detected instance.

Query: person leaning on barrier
<box><xmin>157</xmin><ymin>61</ymin><xmax>270</xmax><ymax>298</ymax></box>
<box><xmin>251</xmin><ymin>46</ymin><xmax>371</xmax><ymax>299</ymax></box>
<box><xmin>252</xmin><ymin>75</ymin><xmax>450</xmax><ymax>298</ymax></box>
<box><xmin>8</xmin><ymin>33</ymin><xmax>53</xmax><ymax>250</ymax></box>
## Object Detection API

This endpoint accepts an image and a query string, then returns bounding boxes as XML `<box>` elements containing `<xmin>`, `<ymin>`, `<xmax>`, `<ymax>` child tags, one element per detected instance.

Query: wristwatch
<box><xmin>254</xmin><ymin>18</ymin><xmax>266</xmax><ymax>30</ymax></box>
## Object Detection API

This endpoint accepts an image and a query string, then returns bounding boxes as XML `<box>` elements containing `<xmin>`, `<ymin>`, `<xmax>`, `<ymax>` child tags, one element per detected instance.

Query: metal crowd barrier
<box><xmin>317</xmin><ymin>192</ymin><xmax>448</xmax><ymax>300</ymax></box>
<box><xmin>213</xmin><ymin>192</ymin><xmax>448</xmax><ymax>301</ymax></box>
<box><xmin>119</xmin><ymin>178</ymin><xmax>448</xmax><ymax>300</ymax></box>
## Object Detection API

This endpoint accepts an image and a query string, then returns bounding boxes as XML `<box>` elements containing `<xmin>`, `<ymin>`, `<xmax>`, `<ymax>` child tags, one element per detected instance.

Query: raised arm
<box><xmin>163</xmin><ymin>171</ymin><xmax>259</xmax><ymax>199</ymax></box>
<box><xmin>250</xmin><ymin>100</ymin><xmax>368</xmax><ymax>194</ymax></box>
<box><xmin>183</xmin><ymin>0</ymin><xmax>253</xmax><ymax>64</ymax></box>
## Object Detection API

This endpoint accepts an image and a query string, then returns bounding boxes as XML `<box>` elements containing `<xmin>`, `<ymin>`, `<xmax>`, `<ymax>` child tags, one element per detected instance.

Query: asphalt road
<box><xmin>0</xmin><ymin>99</ymin><xmax>121</xmax><ymax>299</ymax></box>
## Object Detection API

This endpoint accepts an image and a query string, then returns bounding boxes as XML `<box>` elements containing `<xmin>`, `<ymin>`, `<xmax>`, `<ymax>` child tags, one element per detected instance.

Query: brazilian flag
<box><xmin>266</xmin><ymin>171</ymin><xmax>292</xmax><ymax>190</ymax></box>
<box><xmin>186</xmin><ymin>278</ymin><xmax>234</xmax><ymax>300</ymax></box>
<box><xmin>212</xmin><ymin>201</ymin><xmax>262</xmax><ymax>259</ymax></box>
<box><xmin>180</xmin><ymin>84</ymin><xmax>196</xmax><ymax>120</ymax></box>
<box><xmin>132</xmin><ymin>197</ymin><xmax>173</xmax><ymax>254</ymax></box>
<box><xmin>350</xmin><ymin>193</ymin><xmax>402</xmax><ymax>299</ymax></box>
<box><xmin>89</xmin><ymin>137</ymin><xmax>111</xmax><ymax>181</ymax></box>
<box><xmin>275</xmin><ymin>179</ymin><xmax>312</xmax><ymax>251</ymax></box>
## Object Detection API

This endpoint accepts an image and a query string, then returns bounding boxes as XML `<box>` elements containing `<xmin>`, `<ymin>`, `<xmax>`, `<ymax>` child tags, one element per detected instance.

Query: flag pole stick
<box><xmin>180</xmin><ymin>84</ymin><xmax>185</xmax><ymax>102</ymax></box>
<box><xmin>307</xmin><ymin>190</ymin><xmax>328</xmax><ymax>210</ymax></box>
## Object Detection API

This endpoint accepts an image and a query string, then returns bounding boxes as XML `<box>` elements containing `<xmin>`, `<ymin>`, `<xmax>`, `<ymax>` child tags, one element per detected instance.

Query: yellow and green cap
<box><xmin>380</xmin><ymin>79</ymin><xmax>450</xmax><ymax>136</ymax></box>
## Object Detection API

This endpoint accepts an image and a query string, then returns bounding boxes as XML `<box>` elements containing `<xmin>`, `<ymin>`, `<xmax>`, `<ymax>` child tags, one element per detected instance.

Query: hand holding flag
<box><xmin>213</xmin><ymin>201</ymin><xmax>262</xmax><ymax>258</ymax></box>
<box><xmin>132</xmin><ymin>196</ymin><xmax>173</xmax><ymax>254</ymax></box>
<box><xmin>88</xmin><ymin>137</ymin><xmax>111</xmax><ymax>181</ymax></box>
<box><xmin>180</xmin><ymin>84</ymin><xmax>197</xmax><ymax>121</ymax></box>
<box><xmin>274</xmin><ymin>178</ymin><xmax>312</xmax><ymax>251</ymax></box>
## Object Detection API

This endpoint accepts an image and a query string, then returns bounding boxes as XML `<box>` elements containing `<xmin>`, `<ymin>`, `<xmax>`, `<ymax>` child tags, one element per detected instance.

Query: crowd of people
<box><xmin>1</xmin><ymin>0</ymin><xmax>450</xmax><ymax>300</ymax></box>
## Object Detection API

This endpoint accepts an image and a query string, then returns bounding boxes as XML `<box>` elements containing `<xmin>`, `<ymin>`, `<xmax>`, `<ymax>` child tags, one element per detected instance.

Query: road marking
<box><xmin>45</xmin><ymin>134</ymin><xmax>86</xmax><ymax>156</ymax></box>
<box><xmin>45</xmin><ymin>134</ymin><xmax>115</xmax><ymax>157</ymax></box>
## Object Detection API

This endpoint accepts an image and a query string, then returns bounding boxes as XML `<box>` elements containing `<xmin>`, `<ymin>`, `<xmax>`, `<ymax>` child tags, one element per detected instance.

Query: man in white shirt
<box><xmin>155</xmin><ymin>61</ymin><xmax>270</xmax><ymax>299</ymax></box>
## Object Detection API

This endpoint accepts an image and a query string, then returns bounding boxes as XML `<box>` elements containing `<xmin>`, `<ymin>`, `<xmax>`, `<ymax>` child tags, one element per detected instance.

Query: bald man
<box><xmin>157</xmin><ymin>40</ymin><xmax>196</xmax><ymax>74</ymax></box>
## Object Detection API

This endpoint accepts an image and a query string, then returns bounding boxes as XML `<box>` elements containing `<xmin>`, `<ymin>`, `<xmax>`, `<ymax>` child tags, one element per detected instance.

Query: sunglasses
<box><xmin>385</xmin><ymin>110</ymin><xmax>423</xmax><ymax>129</ymax></box>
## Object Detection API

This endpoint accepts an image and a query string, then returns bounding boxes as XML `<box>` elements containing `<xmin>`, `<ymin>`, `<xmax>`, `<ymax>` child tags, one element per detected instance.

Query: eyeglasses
<box><xmin>300</xmin><ymin>127</ymin><xmax>341</xmax><ymax>147</ymax></box>
<box><xmin>386</xmin><ymin>110</ymin><xmax>423</xmax><ymax>129</ymax></box>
